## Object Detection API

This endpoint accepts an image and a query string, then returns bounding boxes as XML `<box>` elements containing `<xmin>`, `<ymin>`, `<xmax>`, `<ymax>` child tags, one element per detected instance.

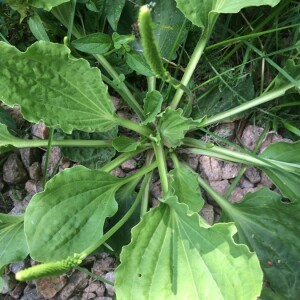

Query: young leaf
<box><xmin>175</xmin><ymin>0</ymin><xmax>280</xmax><ymax>33</ymax></box>
<box><xmin>112</xmin><ymin>136</ymin><xmax>141</xmax><ymax>152</ymax></box>
<box><xmin>223</xmin><ymin>189</ymin><xmax>300</xmax><ymax>299</ymax></box>
<box><xmin>125</xmin><ymin>51</ymin><xmax>153</xmax><ymax>77</ymax></box>
<box><xmin>142</xmin><ymin>90</ymin><xmax>163</xmax><ymax>125</ymax></box>
<box><xmin>115</xmin><ymin>198</ymin><xmax>262</xmax><ymax>299</ymax></box>
<box><xmin>0</xmin><ymin>107</ymin><xmax>17</xmax><ymax>132</ymax></box>
<box><xmin>158</xmin><ymin>108</ymin><xmax>197</xmax><ymax>148</ymax></box>
<box><xmin>71</xmin><ymin>33</ymin><xmax>112</xmax><ymax>54</ymax></box>
<box><xmin>169</xmin><ymin>163</ymin><xmax>204</xmax><ymax>212</ymax></box>
<box><xmin>105</xmin><ymin>0</ymin><xmax>125</xmax><ymax>31</ymax></box>
<box><xmin>259</xmin><ymin>141</ymin><xmax>300</xmax><ymax>202</ymax></box>
<box><xmin>0</xmin><ymin>214</ymin><xmax>29</xmax><ymax>269</ymax></box>
<box><xmin>28</xmin><ymin>14</ymin><xmax>50</xmax><ymax>41</ymax></box>
<box><xmin>0</xmin><ymin>41</ymin><xmax>117</xmax><ymax>134</ymax></box>
<box><xmin>0</xmin><ymin>123</ymin><xmax>22</xmax><ymax>150</ymax></box>
<box><xmin>24</xmin><ymin>166</ymin><xmax>122</xmax><ymax>262</ymax></box>
<box><xmin>60</xmin><ymin>129</ymin><xmax>117</xmax><ymax>169</ymax></box>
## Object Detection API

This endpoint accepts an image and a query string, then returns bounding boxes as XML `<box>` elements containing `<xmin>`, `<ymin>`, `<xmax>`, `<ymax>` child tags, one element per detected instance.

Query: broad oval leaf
<box><xmin>259</xmin><ymin>141</ymin><xmax>300</xmax><ymax>202</ymax></box>
<box><xmin>71</xmin><ymin>33</ymin><xmax>112</xmax><ymax>54</ymax></box>
<box><xmin>115</xmin><ymin>197</ymin><xmax>262</xmax><ymax>300</ymax></box>
<box><xmin>169</xmin><ymin>163</ymin><xmax>204</xmax><ymax>212</ymax></box>
<box><xmin>176</xmin><ymin>0</ymin><xmax>280</xmax><ymax>32</ymax></box>
<box><xmin>24</xmin><ymin>166</ymin><xmax>122</xmax><ymax>262</ymax></box>
<box><xmin>224</xmin><ymin>188</ymin><xmax>300</xmax><ymax>299</ymax></box>
<box><xmin>60</xmin><ymin>129</ymin><xmax>117</xmax><ymax>169</ymax></box>
<box><xmin>142</xmin><ymin>90</ymin><xmax>163</xmax><ymax>125</ymax></box>
<box><xmin>158</xmin><ymin>108</ymin><xmax>196</xmax><ymax>148</ymax></box>
<box><xmin>0</xmin><ymin>41</ymin><xmax>117</xmax><ymax>134</ymax></box>
<box><xmin>29</xmin><ymin>0</ymin><xmax>70</xmax><ymax>10</ymax></box>
<box><xmin>0</xmin><ymin>214</ymin><xmax>29</xmax><ymax>269</ymax></box>
<box><xmin>112</xmin><ymin>136</ymin><xmax>141</xmax><ymax>152</ymax></box>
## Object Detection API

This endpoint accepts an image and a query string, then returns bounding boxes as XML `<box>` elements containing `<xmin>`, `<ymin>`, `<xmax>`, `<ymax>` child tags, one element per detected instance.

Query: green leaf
<box><xmin>105</xmin><ymin>0</ymin><xmax>125</xmax><ymax>31</ymax></box>
<box><xmin>115</xmin><ymin>198</ymin><xmax>263</xmax><ymax>299</ymax></box>
<box><xmin>158</xmin><ymin>108</ymin><xmax>197</xmax><ymax>148</ymax></box>
<box><xmin>274</xmin><ymin>59</ymin><xmax>300</xmax><ymax>91</ymax></box>
<box><xmin>24</xmin><ymin>166</ymin><xmax>122</xmax><ymax>262</ymax></box>
<box><xmin>0</xmin><ymin>41</ymin><xmax>117</xmax><ymax>134</ymax></box>
<box><xmin>169</xmin><ymin>163</ymin><xmax>204</xmax><ymax>212</ymax></box>
<box><xmin>142</xmin><ymin>90</ymin><xmax>163</xmax><ymax>125</ymax></box>
<box><xmin>112</xmin><ymin>32</ymin><xmax>135</xmax><ymax>51</ymax></box>
<box><xmin>224</xmin><ymin>189</ymin><xmax>300</xmax><ymax>299</ymax></box>
<box><xmin>106</xmin><ymin>185</ymin><xmax>140</xmax><ymax>255</ymax></box>
<box><xmin>0</xmin><ymin>123</ymin><xmax>22</xmax><ymax>149</ymax></box>
<box><xmin>0</xmin><ymin>214</ymin><xmax>29</xmax><ymax>269</ymax></box>
<box><xmin>61</xmin><ymin>129</ymin><xmax>117</xmax><ymax>169</ymax></box>
<box><xmin>192</xmin><ymin>77</ymin><xmax>255</xmax><ymax>120</ymax></box>
<box><xmin>175</xmin><ymin>0</ymin><xmax>280</xmax><ymax>33</ymax></box>
<box><xmin>0</xmin><ymin>107</ymin><xmax>16</xmax><ymax>131</ymax></box>
<box><xmin>28</xmin><ymin>13</ymin><xmax>50</xmax><ymax>41</ymax></box>
<box><xmin>29</xmin><ymin>0</ymin><xmax>70</xmax><ymax>10</ymax></box>
<box><xmin>259</xmin><ymin>141</ymin><xmax>300</xmax><ymax>202</ymax></box>
<box><xmin>125</xmin><ymin>51</ymin><xmax>153</xmax><ymax>77</ymax></box>
<box><xmin>112</xmin><ymin>136</ymin><xmax>141</xmax><ymax>152</ymax></box>
<box><xmin>71</xmin><ymin>33</ymin><xmax>112</xmax><ymax>54</ymax></box>
<box><xmin>151</xmin><ymin>0</ymin><xmax>189</xmax><ymax>59</ymax></box>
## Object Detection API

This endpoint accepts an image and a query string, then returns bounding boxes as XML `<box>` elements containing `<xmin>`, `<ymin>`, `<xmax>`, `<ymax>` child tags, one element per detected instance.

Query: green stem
<box><xmin>152</xmin><ymin>143</ymin><xmax>169</xmax><ymax>196</ymax></box>
<box><xmin>67</xmin><ymin>0</ymin><xmax>76</xmax><ymax>41</ymax></box>
<box><xmin>81</xmin><ymin>172</ymin><xmax>153</xmax><ymax>258</ymax></box>
<box><xmin>7</xmin><ymin>139</ymin><xmax>113</xmax><ymax>149</ymax></box>
<box><xmin>147</xmin><ymin>76</ymin><xmax>156</xmax><ymax>92</ymax></box>
<box><xmin>116</xmin><ymin>117</ymin><xmax>153</xmax><ymax>137</ymax></box>
<box><xmin>94</xmin><ymin>54</ymin><xmax>145</xmax><ymax>120</ymax></box>
<box><xmin>43</xmin><ymin>127</ymin><xmax>54</xmax><ymax>189</ymax></box>
<box><xmin>197</xmin><ymin>175</ymin><xmax>234</xmax><ymax>213</ymax></box>
<box><xmin>170</xmin><ymin>32</ymin><xmax>209</xmax><ymax>109</ymax></box>
<box><xmin>201</xmin><ymin>85</ymin><xmax>294</xmax><ymax>127</ymax></box>
<box><xmin>140</xmin><ymin>150</ymin><xmax>155</xmax><ymax>217</ymax></box>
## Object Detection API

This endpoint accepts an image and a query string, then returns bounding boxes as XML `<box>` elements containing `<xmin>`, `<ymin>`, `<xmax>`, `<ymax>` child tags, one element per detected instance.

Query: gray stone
<box><xmin>92</xmin><ymin>255</ymin><xmax>115</xmax><ymax>276</ymax></box>
<box><xmin>121</xmin><ymin>159</ymin><xmax>137</xmax><ymax>172</ymax></box>
<box><xmin>209</xmin><ymin>180</ymin><xmax>230</xmax><ymax>196</ymax></box>
<box><xmin>103</xmin><ymin>272</ymin><xmax>115</xmax><ymax>297</ymax></box>
<box><xmin>229</xmin><ymin>187</ymin><xmax>246</xmax><ymax>203</ymax></box>
<box><xmin>110</xmin><ymin>167</ymin><xmax>126</xmax><ymax>178</ymax></box>
<box><xmin>260</xmin><ymin>172</ymin><xmax>274</xmax><ymax>188</ymax></box>
<box><xmin>19</xmin><ymin>148</ymin><xmax>42</xmax><ymax>169</ymax></box>
<box><xmin>25</xmin><ymin>180</ymin><xmax>37</xmax><ymax>193</ymax></box>
<box><xmin>84</xmin><ymin>282</ymin><xmax>105</xmax><ymax>298</ymax></box>
<box><xmin>111</xmin><ymin>96</ymin><xmax>123</xmax><ymax>110</ymax></box>
<box><xmin>32</xmin><ymin>122</ymin><xmax>49</xmax><ymax>139</ymax></box>
<box><xmin>3</xmin><ymin>153</ymin><xmax>28</xmax><ymax>184</ymax></box>
<box><xmin>42</xmin><ymin>147</ymin><xmax>61</xmax><ymax>178</ymax></box>
<box><xmin>241</xmin><ymin>125</ymin><xmax>264</xmax><ymax>150</ymax></box>
<box><xmin>9</xmin><ymin>261</ymin><xmax>26</xmax><ymax>274</ymax></box>
<box><xmin>57</xmin><ymin>271</ymin><xmax>89</xmax><ymax>300</ymax></box>
<box><xmin>239</xmin><ymin>177</ymin><xmax>254</xmax><ymax>188</ymax></box>
<box><xmin>199</xmin><ymin>156</ymin><xmax>222</xmax><ymax>181</ymax></box>
<box><xmin>10</xmin><ymin>282</ymin><xmax>26</xmax><ymax>299</ymax></box>
<box><xmin>28</xmin><ymin>162</ymin><xmax>41</xmax><ymax>180</ymax></box>
<box><xmin>36</xmin><ymin>276</ymin><xmax>67</xmax><ymax>299</ymax></box>
<box><xmin>150</xmin><ymin>180</ymin><xmax>162</xmax><ymax>200</ymax></box>
<box><xmin>245</xmin><ymin>167</ymin><xmax>261</xmax><ymax>184</ymax></box>
<box><xmin>21</xmin><ymin>286</ymin><xmax>41</xmax><ymax>300</ymax></box>
<box><xmin>0</xmin><ymin>179</ymin><xmax>4</xmax><ymax>192</ymax></box>
<box><xmin>222</xmin><ymin>162</ymin><xmax>240</xmax><ymax>179</ymax></box>
<box><xmin>186</xmin><ymin>154</ymin><xmax>199</xmax><ymax>171</ymax></box>
<box><xmin>213</xmin><ymin>122</ymin><xmax>235</xmax><ymax>140</ymax></box>
<box><xmin>200</xmin><ymin>204</ymin><xmax>214</xmax><ymax>225</ymax></box>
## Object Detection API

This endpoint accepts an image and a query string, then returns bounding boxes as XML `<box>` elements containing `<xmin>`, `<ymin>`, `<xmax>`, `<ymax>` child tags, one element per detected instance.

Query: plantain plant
<box><xmin>0</xmin><ymin>0</ymin><xmax>300</xmax><ymax>299</ymax></box>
